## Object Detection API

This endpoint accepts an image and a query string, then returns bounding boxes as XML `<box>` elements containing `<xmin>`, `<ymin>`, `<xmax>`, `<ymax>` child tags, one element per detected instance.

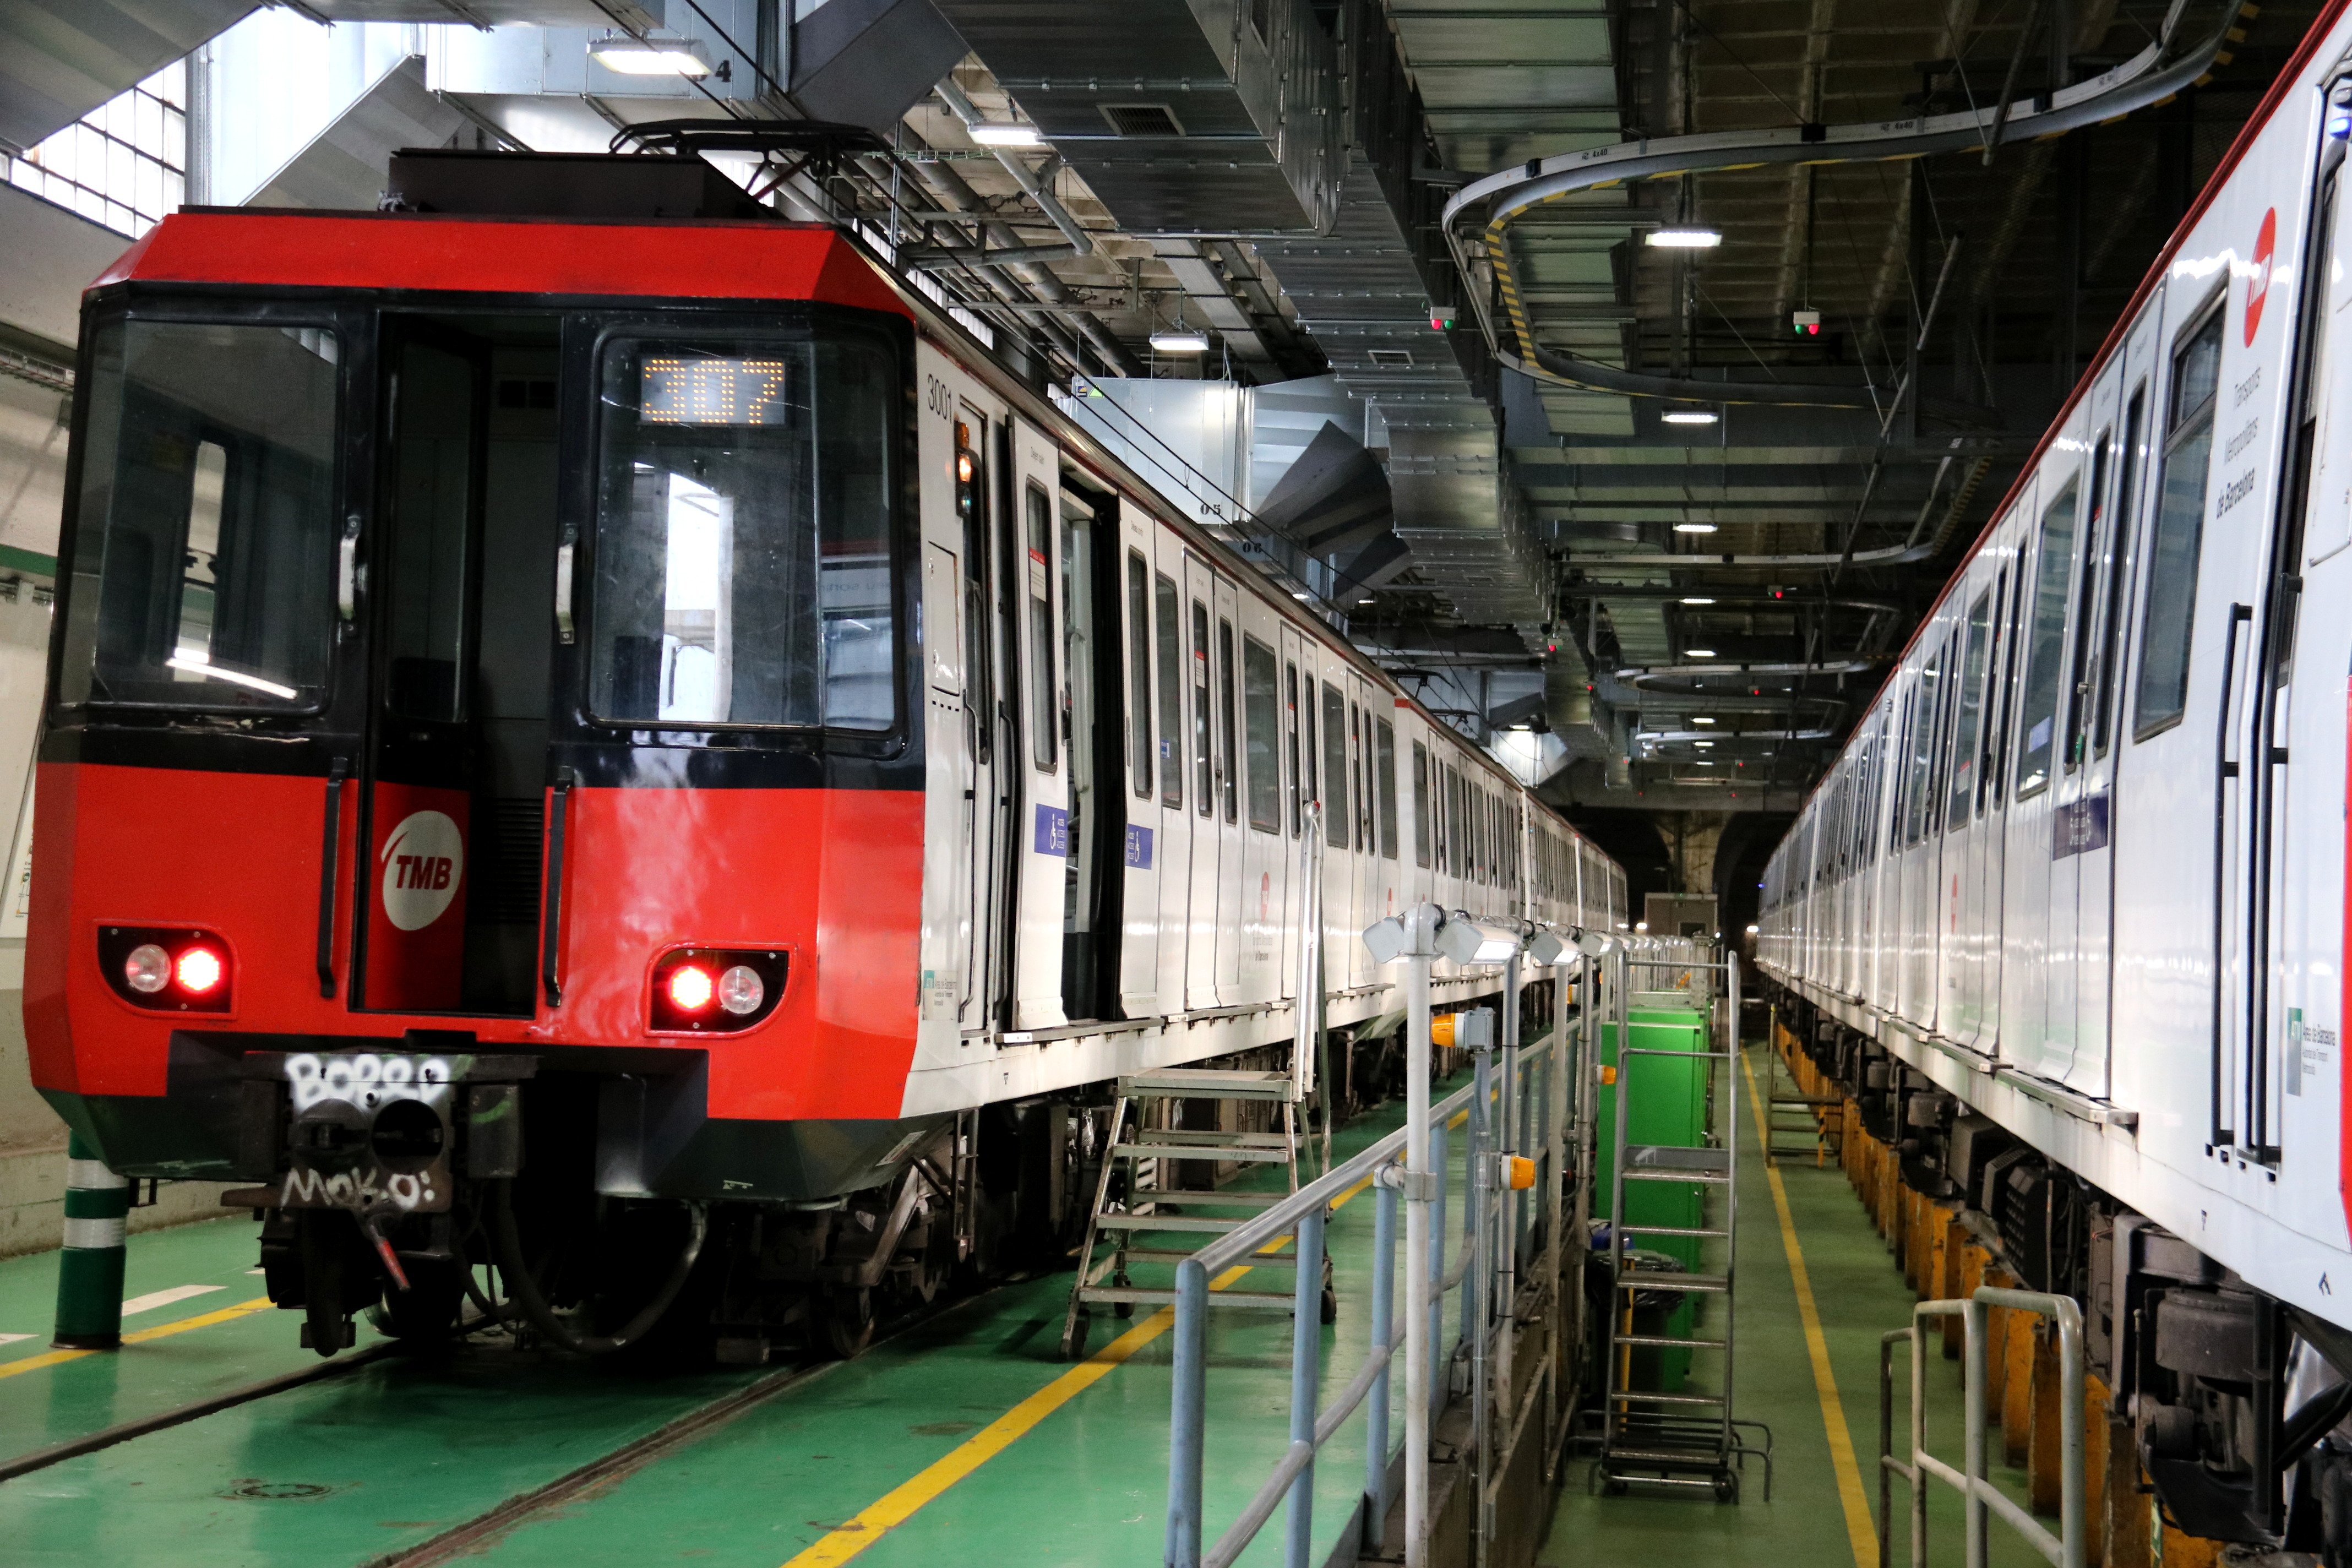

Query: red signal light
<box><xmin>666</xmin><ymin>963</ymin><xmax>716</xmax><ymax>1012</ymax></box>
<box><xmin>175</xmin><ymin>946</ymin><xmax>224</xmax><ymax>995</ymax></box>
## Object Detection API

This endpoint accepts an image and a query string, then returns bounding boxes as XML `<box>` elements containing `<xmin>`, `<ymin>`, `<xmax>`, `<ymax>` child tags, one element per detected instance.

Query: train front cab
<box><xmin>23</xmin><ymin>214</ymin><xmax>953</xmax><ymax>1344</ymax></box>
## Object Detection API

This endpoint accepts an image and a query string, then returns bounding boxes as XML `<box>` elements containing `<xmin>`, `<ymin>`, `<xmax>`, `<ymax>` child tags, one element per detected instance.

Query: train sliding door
<box><xmin>1183</xmin><ymin>554</ymin><xmax>1225</xmax><ymax>1009</ymax></box>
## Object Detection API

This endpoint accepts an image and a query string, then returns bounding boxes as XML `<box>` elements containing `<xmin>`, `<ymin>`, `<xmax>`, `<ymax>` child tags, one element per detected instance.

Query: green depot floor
<box><xmin>1542</xmin><ymin>1042</ymin><xmax>2049</xmax><ymax>1568</ymax></box>
<box><xmin>0</xmin><ymin>1089</ymin><xmax>1467</xmax><ymax>1568</ymax></box>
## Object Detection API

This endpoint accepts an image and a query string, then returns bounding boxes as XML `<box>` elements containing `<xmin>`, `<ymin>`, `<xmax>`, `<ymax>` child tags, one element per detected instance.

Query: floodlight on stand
<box><xmin>1526</xmin><ymin>929</ymin><xmax>1566</xmax><ymax>966</ymax></box>
<box><xmin>1644</xmin><ymin>228</ymin><xmax>1722</xmax><ymax>249</ymax></box>
<box><xmin>1435</xmin><ymin>911</ymin><xmax>1523</xmax><ymax>966</ymax></box>
<box><xmin>1574</xmin><ymin>929</ymin><xmax>1610</xmax><ymax>957</ymax></box>
<box><xmin>1362</xmin><ymin>916</ymin><xmax>1412</xmax><ymax>966</ymax></box>
<box><xmin>589</xmin><ymin>36</ymin><xmax>713</xmax><ymax>75</ymax></box>
<box><xmin>969</xmin><ymin>123</ymin><xmax>1044</xmax><ymax>148</ymax></box>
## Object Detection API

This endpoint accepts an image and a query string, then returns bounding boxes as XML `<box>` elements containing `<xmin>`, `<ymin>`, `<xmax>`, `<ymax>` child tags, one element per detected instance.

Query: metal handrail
<box><xmin>1879</xmin><ymin>1288</ymin><xmax>2085</xmax><ymax>1568</ymax></box>
<box><xmin>1166</xmin><ymin>1026</ymin><xmax>1575</xmax><ymax>1568</ymax></box>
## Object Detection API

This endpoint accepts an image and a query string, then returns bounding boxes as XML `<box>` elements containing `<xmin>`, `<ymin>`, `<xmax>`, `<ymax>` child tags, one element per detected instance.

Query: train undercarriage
<box><xmin>1767</xmin><ymin>986</ymin><xmax>2352</xmax><ymax>1562</ymax></box>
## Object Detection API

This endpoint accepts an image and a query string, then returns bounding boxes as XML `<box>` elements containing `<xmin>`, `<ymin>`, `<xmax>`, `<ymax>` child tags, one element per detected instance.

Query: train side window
<box><xmin>1217</xmin><ymin>616</ymin><xmax>1239</xmax><ymax>823</ymax></box>
<box><xmin>2062</xmin><ymin>431</ymin><xmax>2114</xmax><ymax>769</ymax></box>
<box><xmin>1190</xmin><ymin>599</ymin><xmax>1212</xmax><ymax>815</ymax></box>
<box><xmin>1126</xmin><ymin>551</ymin><xmax>1152</xmax><ymax>799</ymax></box>
<box><xmin>1375</xmin><ymin>718</ymin><xmax>1398</xmax><ymax>859</ymax></box>
<box><xmin>2135</xmin><ymin>307</ymin><xmax>2224</xmax><ymax>738</ymax></box>
<box><xmin>1285</xmin><ymin>661</ymin><xmax>1302</xmax><ymax>835</ymax></box>
<box><xmin>1948</xmin><ymin>589</ymin><xmax>1992</xmax><ymax>828</ymax></box>
<box><xmin>1321</xmin><ymin>682</ymin><xmax>1349</xmax><ymax>848</ymax></box>
<box><xmin>2013</xmin><ymin>473</ymin><xmax>2080</xmax><ymax>796</ymax></box>
<box><xmin>1412</xmin><ymin>744</ymin><xmax>1431</xmax><ymax>868</ymax></box>
<box><xmin>1242</xmin><ymin>634</ymin><xmax>1280</xmax><ymax>833</ymax></box>
<box><xmin>1155</xmin><ymin>574</ymin><xmax>1182</xmax><ymax>808</ymax></box>
<box><xmin>2092</xmin><ymin>387</ymin><xmax>2148</xmax><ymax>758</ymax></box>
<box><xmin>1025</xmin><ymin>484</ymin><xmax>1057</xmax><ymax>770</ymax></box>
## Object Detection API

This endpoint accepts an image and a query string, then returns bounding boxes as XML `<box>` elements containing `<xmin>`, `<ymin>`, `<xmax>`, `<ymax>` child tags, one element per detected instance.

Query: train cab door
<box><xmin>1115</xmin><ymin>527</ymin><xmax>1163</xmax><ymax>1019</ymax></box>
<box><xmin>1056</xmin><ymin>472</ymin><xmax>1121</xmax><ymax>1022</ymax></box>
<box><xmin>2060</xmin><ymin>318</ymin><xmax>2159</xmax><ymax>1097</ymax></box>
<box><xmin>1005</xmin><ymin>421</ymin><xmax>1069</xmax><ymax>1029</ymax></box>
<box><xmin>1277</xmin><ymin>629</ymin><xmax>1310</xmax><ymax>1007</ymax></box>
<box><xmin>1182</xmin><ymin>555</ymin><xmax>1224</xmax><ymax>1008</ymax></box>
<box><xmin>1233</xmin><ymin>603</ymin><xmax>1286</xmax><ymax>1004</ymax></box>
<box><xmin>1347</xmin><ymin>674</ymin><xmax>1380</xmax><ymax>982</ymax></box>
<box><xmin>2040</xmin><ymin>391</ymin><xmax>2110</xmax><ymax>1084</ymax></box>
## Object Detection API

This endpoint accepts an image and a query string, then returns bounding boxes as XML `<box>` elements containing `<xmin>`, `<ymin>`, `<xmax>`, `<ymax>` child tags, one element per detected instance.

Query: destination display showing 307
<box><xmin>640</xmin><ymin>355</ymin><xmax>798</xmax><ymax>426</ymax></box>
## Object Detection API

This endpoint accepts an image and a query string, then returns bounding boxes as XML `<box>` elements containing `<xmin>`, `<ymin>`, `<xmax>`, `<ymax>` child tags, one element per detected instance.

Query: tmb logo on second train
<box><xmin>2246</xmin><ymin>206</ymin><xmax>2278</xmax><ymax>347</ymax></box>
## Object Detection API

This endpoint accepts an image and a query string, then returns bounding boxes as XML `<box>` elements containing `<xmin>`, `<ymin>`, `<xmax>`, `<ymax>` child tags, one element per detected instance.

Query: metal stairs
<box><xmin>1059</xmin><ymin>1067</ymin><xmax>1325</xmax><ymax>1359</ymax></box>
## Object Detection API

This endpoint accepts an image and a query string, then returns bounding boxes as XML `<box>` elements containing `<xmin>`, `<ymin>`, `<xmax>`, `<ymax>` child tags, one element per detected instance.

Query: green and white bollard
<box><xmin>52</xmin><ymin>1131</ymin><xmax>128</xmax><ymax>1350</ymax></box>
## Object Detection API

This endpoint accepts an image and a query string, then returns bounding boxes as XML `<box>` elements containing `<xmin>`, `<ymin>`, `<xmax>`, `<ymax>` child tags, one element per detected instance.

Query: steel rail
<box><xmin>1440</xmin><ymin>0</ymin><xmax>2240</xmax><ymax>407</ymax></box>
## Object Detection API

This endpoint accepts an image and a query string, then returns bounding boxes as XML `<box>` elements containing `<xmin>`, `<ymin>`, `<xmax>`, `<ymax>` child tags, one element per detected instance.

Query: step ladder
<box><xmin>1058</xmin><ymin>1068</ymin><xmax>1314</xmax><ymax>1360</ymax></box>
<box><xmin>1593</xmin><ymin>978</ymin><xmax>1772</xmax><ymax>1501</ymax></box>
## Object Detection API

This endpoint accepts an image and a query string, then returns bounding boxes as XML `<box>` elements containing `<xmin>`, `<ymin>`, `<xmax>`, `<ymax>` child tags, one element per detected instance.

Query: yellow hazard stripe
<box><xmin>0</xmin><ymin>1294</ymin><xmax>275</xmax><ymax>1381</ymax></box>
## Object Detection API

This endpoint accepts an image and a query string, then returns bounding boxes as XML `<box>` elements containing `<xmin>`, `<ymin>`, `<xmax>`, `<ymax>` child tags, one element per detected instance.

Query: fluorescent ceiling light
<box><xmin>1692</xmin><ymin>716</ymin><xmax>1716</xmax><ymax>725</ymax></box>
<box><xmin>1679</xmin><ymin>596</ymin><xmax>1715</xmax><ymax>605</ymax></box>
<box><xmin>167</xmin><ymin>651</ymin><xmax>296</xmax><ymax>700</ymax></box>
<box><xmin>969</xmin><ymin>123</ymin><xmax>1044</xmax><ymax>148</ymax></box>
<box><xmin>1150</xmin><ymin>329</ymin><xmax>1210</xmax><ymax>353</ymax></box>
<box><xmin>1662</xmin><ymin>411</ymin><xmax>1719</xmax><ymax>426</ymax></box>
<box><xmin>590</xmin><ymin>37</ymin><xmax>712</xmax><ymax>76</ymax></box>
<box><xmin>1684</xmin><ymin>648</ymin><xmax>1716</xmax><ymax>658</ymax></box>
<box><xmin>1673</xmin><ymin>522</ymin><xmax>1719</xmax><ymax>533</ymax></box>
<box><xmin>1694</xmin><ymin>740</ymin><xmax>1714</xmax><ymax>749</ymax></box>
<box><xmin>1645</xmin><ymin>228</ymin><xmax>1722</xmax><ymax>249</ymax></box>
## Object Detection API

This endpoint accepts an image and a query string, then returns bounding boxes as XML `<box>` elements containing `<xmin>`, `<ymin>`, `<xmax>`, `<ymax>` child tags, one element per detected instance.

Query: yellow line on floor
<box><xmin>782</xmin><ymin>1161</ymin><xmax>1387</xmax><ymax>1567</ymax></box>
<box><xmin>1738</xmin><ymin>1047</ymin><xmax>1876</xmax><ymax>1568</ymax></box>
<box><xmin>0</xmin><ymin>1295</ymin><xmax>275</xmax><ymax>1381</ymax></box>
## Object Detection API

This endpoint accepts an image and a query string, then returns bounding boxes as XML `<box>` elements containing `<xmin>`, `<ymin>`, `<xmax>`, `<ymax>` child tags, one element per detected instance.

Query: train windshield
<box><xmin>58</xmin><ymin>319</ymin><xmax>341</xmax><ymax>711</ymax></box>
<box><xmin>587</xmin><ymin>334</ymin><xmax>896</xmax><ymax>732</ymax></box>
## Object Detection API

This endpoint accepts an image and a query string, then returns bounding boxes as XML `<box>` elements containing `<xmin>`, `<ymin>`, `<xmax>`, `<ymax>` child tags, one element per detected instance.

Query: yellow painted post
<box><xmin>2086</xmin><ymin>1375</ymin><xmax>2113</xmax><ymax>1566</ymax></box>
<box><xmin>2002</xmin><ymin>1315</ymin><xmax>2036</xmax><ymax>1469</ymax></box>
<box><xmin>2029</xmin><ymin>1321</ymin><xmax>2064</xmax><ymax>1513</ymax></box>
<box><xmin>2155</xmin><ymin>1507</ymin><xmax>2226</xmax><ymax>1567</ymax></box>
<box><xmin>2106</xmin><ymin>1435</ymin><xmax>2153</xmax><ymax>1568</ymax></box>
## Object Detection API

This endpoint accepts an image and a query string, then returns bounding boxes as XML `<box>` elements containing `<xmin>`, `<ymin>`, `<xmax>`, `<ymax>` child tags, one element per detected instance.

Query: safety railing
<box><xmin>1877</xmin><ymin>1287</ymin><xmax>2084</xmax><ymax>1568</ymax></box>
<box><xmin>1164</xmin><ymin>905</ymin><xmax>1602</xmax><ymax>1568</ymax></box>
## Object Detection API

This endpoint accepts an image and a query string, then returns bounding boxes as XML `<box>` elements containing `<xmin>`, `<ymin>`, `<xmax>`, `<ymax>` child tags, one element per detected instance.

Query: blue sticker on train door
<box><xmin>1034</xmin><ymin>804</ymin><xmax>1069</xmax><ymax>856</ymax></box>
<box><xmin>1125</xmin><ymin>825</ymin><xmax>1152</xmax><ymax>868</ymax></box>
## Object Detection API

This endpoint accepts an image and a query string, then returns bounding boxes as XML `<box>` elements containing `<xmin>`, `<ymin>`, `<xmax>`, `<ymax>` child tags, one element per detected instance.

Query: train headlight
<box><xmin>718</xmin><ymin>965</ymin><xmax>764</xmax><ymax>1016</ymax></box>
<box><xmin>124</xmin><ymin>944</ymin><xmax>171</xmax><ymax>994</ymax></box>
<box><xmin>649</xmin><ymin>948</ymin><xmax>788</xmax><ymax>1033</ymax></box>
<box><xmin>99</xmin><ymin>927</ymin><xmax>233</xmax><ymax>1012</ymax></box>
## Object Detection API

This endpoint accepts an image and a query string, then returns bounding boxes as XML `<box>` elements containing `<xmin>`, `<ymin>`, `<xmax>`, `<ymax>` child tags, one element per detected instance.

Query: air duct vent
<box><xmin>1367</xmin><ymin>349</ymin><xmax>1414</xmax><ymax>367</ymax></box>
<box><xmin>1101</xmin><ymin>102</ymin><xmax>1185</xmax><ymax>137</ymax></box>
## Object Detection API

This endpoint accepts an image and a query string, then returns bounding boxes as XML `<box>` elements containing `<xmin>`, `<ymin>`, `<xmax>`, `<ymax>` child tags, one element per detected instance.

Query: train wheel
<box><xmin>373</xmin><ymin>1259</ymin><xmax>463</xmax><ymax>1343</ymax></box>
<box><xmin>824</xmin><ymin>1287</ymin><xmax>875</xmax><ymax>1359</ymax></box>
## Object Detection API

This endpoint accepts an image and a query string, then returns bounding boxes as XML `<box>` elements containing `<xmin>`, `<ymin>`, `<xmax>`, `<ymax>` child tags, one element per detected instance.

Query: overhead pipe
<box><xmin>934</xmin><ymin>78</ymin><xmax>1097</xmax><ymax>257</ymax></box>
<box><xmin>905</xmin><ymin>242</ymin><xmax>1083</xmax><ymax>271</ymax></box>
<box><xmin>1444</xmin><ymin>0</ymin><xmax>2242</xmax><ymax>407</ymax></box>
<box><xmin>1616</xmin><ymin>659</ymin><xmax>1880</xmax><ymax>682</ymax></box>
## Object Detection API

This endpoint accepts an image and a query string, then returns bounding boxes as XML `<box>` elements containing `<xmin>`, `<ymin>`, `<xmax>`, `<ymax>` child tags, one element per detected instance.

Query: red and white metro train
<box><xmin>1758</xmin><ymin>0</ymin><xmax>2352</xmax><ymax>1548</ymax></box>
<box><xmin>26</xmin><ymin>148</ymin><xmax>1625</xmax><ymax>1357</ymax></box>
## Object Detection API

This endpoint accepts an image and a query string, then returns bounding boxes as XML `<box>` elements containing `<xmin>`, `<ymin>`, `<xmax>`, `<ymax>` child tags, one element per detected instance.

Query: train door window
<box><xmin>1242</xmin><ymin>634</ymin><xmax>1280</xmax><ymax>832</ymax></box>
<box><xmin>63</xmin><ymin>318</ymin><xmax>341</xmax><ymax>710</ymax></box>
<box><xmin>1284</xmin><ymin>662</ymin><xmax>1302</xmax><ymax>835</ymax></box>
<box><xmin>2013</xmin><ymin>475</ymin><xmax>2079</xmax><ymax>796</ymax></box>
<box><xmin>1948</xmin><ymin>589</ymin><xmax>1993</xmax><ymax>828</ymax></box>
<box><xmin>2092</xmin><ymin>388</ymin><xmax>2148</xmax><ymax>758</ymax></box>
<box><xmin>1320</xmin><ymin>681</ymin><xmax>1349</xmax><ymax>848</ymax></box>
<box><xmin>1987</xmin><ymin>565</ymin><xmax>2023</xmax><ymax>807</ymax></box>
<box><xmin>1354</xmin><ymin>705</ymin><xmax>1373</xmax><ymax>851</ymax></box>
<box><xmin>1190</xmin><ymin>598</ymin><xmax>1212</xmax><ymax>814</ymax></box>
<box><xmin>1302</xmin><ymin>667</ymin><xmax>1320</xmax><ymax>815</ymax></box>
<box><xmin>1412</xmin><ymin>742</ymin><xmax>1431</xmax><ymax>867</ymax></box>
<box><xmin>1375</xmin><ymin>718</ymin><xmax>1398</xmax><ymax>859</ymax></box>
<box><xmin>1025</xmin><ymin>484</ymin><xmax>1056</xmax><ymax>769</ymax></box>
<box><xmin>956</xmin><ymin>418</ymin><xmax>992</xmax><ymax>765</ymax></box>
<box><xmin>1888</xmin><ymin>683</ymin><xmax>1914</xmax><ymax>851</ymax></box>
<box><xmin>1216</xmin><ymin>617</ymin><xmax>1238</xmax><ymax>823</ymax></box>
<box><xmin>383</xmin><ymin>338</ymin><xmax>477</xmax><ymax>725</ymax></box>
<box><xmin>1126</xmin><ymin>551</ymin><xmax>1152</xmax><ymax>798</ymax></box>
<box><xmin>1155</xmin><ymin>573</ymin><xmax>1182</xmax><ymax>808</ymax></box>
<box><xmin>2062</xmin><ymin>432</ymin><xmax>2114</xmax><ymax>769</ymax></box>
<box><xmin>2135</xmin><ymin>306</ymin><xmax>2224</xmax><ymax>737</ymax></box>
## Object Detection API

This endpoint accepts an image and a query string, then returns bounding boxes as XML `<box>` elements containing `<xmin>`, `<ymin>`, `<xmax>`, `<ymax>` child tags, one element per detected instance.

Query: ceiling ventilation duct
<box><xmin>928</xmin><ymin>0</ymin><xmax>1343</xmax><ymax>231</ymax></box>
